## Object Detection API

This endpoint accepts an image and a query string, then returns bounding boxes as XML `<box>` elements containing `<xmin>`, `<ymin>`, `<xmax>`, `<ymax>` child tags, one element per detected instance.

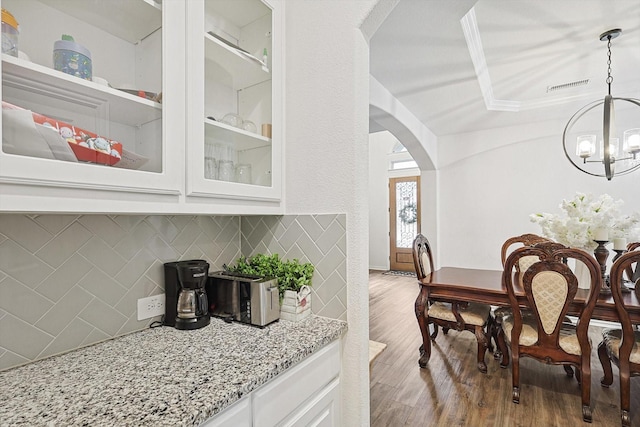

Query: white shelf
<box><xmin>2</xmin><ymin>55</ymin><xmax>162</xmax><ymax>127</ymax></box>
<box><xmin>205</xmin><ymin>118</ymin><xmax>271</xmax><ymax>151</ymax></box>
<box><xmin>37</xmin><ymin>0</ymin><xmax>162</xmax><ymax>44</ymax></box>
<box><xmin>205</xmin><ymin>32</ymin><xmax>270</xmax><ymax>90</ymax></box>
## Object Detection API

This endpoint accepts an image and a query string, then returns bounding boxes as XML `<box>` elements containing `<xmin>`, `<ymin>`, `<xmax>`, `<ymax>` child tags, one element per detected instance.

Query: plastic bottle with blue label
<box><xmin>53</xmin><ymin>34</ymin><xmax>92</xmax><ymax>80</ymax></box>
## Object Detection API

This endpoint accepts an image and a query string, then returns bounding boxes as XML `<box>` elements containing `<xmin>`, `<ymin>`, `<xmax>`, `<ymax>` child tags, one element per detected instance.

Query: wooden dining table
<box><xmin>415</xmin><ymin>267</ymin><xmax>640</xmax><ymax>368</ymax></box>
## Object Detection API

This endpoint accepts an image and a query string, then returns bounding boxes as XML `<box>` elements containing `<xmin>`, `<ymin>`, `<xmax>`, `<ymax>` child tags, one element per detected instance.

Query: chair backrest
<box><xmin>626</xmin><ymin>242</ymin><xmax>640</xmax><ymax>282</ymax></box>
<box><xmin>609</xmin><ymin>250</ymin><xmax>640</xmax><ymax>363</ymax></box>
<box><xmin>412</xmin><ymin>234</ymin><xmax>434</xmax><ymax>282</ymax></box>
<box><xmin>501</xmin><ymin>233</ymin><xmax>552</xmax><ymax>271</ymax></box>
<box><xmin>502</xmin><ymin>241</ymin><xmax>601</xmax><ymax>353</ymax></box>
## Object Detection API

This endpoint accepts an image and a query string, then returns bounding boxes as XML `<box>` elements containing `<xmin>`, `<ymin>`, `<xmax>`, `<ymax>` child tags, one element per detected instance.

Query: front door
<box><xmin>389</xmin><ymin>176</ymin><xmax>421</xmax><ymax>271</ymax></box>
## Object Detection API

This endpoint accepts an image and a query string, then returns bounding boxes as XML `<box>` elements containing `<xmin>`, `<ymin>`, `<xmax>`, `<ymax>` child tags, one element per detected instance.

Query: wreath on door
<box><xmin>399</xmin><ymin>203</ymin><xmax>417</xmax><ymax>224</ymax></box>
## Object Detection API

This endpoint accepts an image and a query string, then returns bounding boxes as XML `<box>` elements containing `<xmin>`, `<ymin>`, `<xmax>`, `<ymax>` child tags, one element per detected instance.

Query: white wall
<box><xmin>438</xmin><ymin>118</ymin><xmax>640</xmax><ymax>270</ymax></box>
<box><xmin>368</xmin><ymin>131</ymin><xmax>394</xmax><ymax>270</ymax></box>
<box><xmin>282</xmin><ymin>1</ymin><xmax>379</xmax><ymax>425</ymax></box>
<box><xmin>369</xmin><ymin>130</ymin><xmax>422</xmax><ymax>270</ymax></box>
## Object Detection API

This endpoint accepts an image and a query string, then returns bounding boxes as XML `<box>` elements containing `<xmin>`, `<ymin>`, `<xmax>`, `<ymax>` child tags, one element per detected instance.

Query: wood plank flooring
<box><xmin>368</xmin><ymin>270</ymin><xmax>639</xmax><ymax>427</ymax></box>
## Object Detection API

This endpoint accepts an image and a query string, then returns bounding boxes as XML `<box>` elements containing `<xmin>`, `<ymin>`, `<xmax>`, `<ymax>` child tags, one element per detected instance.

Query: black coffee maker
<box><xmin>164</xmin><ymin>260</ymin><xmax>210</xmax><ymax>330</ymax></box>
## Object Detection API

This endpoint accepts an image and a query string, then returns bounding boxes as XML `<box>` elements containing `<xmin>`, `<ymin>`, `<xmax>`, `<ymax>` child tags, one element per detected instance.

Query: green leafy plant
<box><xmin>227</xmin><ymin>253</ymin><xmax>314</xmax><ymax>300</ymax></box>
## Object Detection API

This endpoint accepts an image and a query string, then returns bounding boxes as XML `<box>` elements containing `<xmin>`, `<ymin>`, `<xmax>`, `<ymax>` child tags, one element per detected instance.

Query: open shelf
<box><xmin>205</xmin><ymin>118</ymin><xmax>271</xmax><ymax>151</ymax></box>
<box><xmin>2</xmin><ymin>55</ymin><xmax>162</xmax><ymax>127</ymax></box>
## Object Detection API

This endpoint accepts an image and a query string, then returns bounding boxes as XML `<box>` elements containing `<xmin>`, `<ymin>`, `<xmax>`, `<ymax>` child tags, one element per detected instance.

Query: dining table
<box><xmin>415</xmin><ymin>267</ymin><xmax>640</xmax><ymax>368</ymax></box>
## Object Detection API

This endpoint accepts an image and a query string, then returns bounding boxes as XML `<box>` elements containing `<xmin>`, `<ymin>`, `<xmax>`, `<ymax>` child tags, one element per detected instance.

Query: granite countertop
<box><xmin>0</xmin><ymin>315</ymin><xmax>347</xmax><ymax>427</ymax></box>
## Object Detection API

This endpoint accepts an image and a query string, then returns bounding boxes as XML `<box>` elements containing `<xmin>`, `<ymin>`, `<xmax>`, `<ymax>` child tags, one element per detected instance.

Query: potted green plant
<box><xmin>227</xmin><ymin>253</ymin><xmax>315</xmax><ymax>321</ymax></box>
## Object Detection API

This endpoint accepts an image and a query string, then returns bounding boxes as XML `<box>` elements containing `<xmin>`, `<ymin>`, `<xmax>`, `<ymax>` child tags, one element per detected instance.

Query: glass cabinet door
<box><xmin>0</xmin><ymin>0</ymin><xmax>182</xmax><ymax>204</ymax></box>
<box><xmin>186</xmin><ymin>0</ymin><xmax>281</xmax><ymax>202</ymax></box>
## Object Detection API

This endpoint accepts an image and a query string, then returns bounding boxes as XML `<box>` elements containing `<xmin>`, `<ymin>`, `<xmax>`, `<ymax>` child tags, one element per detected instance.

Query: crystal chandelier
<box><xmin>562</xmin><ymin>29</ymin><xmax>640</xmax><ymax>180</ymax></box>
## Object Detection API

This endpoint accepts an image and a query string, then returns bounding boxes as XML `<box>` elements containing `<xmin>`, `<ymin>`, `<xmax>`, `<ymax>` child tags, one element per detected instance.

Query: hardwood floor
<box><xmin>368</xmin><ymin>270</ymin><xmax>639</xmax><ymax>427</ymax></box>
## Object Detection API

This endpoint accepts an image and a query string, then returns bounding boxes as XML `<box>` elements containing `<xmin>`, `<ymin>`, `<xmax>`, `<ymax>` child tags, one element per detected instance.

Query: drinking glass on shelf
<box><xmin>204</xmin><ymin>141</ymin><xmax>218</xmax><ymax>179</ymax></box>
<box><xmin>241</xmin><ymin>120</ymin><xmax>256</xmax><ymax>133</ymax></box>
<box><xmin>218</xmin><ymin>160</ymin><xmax>235</xmax><ymax>181</ymax></box>
<box><xmin>222</xmin><ymin>113</ymin><xmax>243</xmax><ymax>128</ymax></box>
<box><xmin>204</xmin><ymin>157</ymin><xmax>217</xmax><ymax>179</ymax></box>
<box><xmin>235</xmin><ymin>164</ymin><xmax>252</xmax><ymax>184</ymax></box>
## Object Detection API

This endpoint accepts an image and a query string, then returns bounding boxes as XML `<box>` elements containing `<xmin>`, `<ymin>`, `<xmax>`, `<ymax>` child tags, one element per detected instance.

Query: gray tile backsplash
<box><xmin>0</xmin><ymin>213</ymin><xmax>347</xmax><ymax>371</ymax></box>
<box><xmin>240</xmin><ymin>214</ymin><xmax>347</xmax><ymax>322</ymax></box>
<box><xmin>0</xmin><ymin>214</ymin><xmax>240</xmax><ymax>371</ymax></box>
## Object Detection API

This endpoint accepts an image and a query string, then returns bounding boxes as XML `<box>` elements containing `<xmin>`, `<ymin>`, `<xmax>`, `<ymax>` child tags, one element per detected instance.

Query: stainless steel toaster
<box><xmin>206</xmin><ymin>271</ymin><xmax>280</xmax><ymax>327</ymax></box>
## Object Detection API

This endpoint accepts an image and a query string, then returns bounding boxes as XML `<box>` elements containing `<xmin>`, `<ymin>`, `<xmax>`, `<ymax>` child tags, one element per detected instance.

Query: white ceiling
<box><xmin>369</xmin><ymin>0</ymin><xmax>640</xmax><ymax>137</ymax></box>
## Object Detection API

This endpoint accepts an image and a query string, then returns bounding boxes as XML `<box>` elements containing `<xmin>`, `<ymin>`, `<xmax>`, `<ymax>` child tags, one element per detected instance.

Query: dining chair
<box><xmin>500</xmin><ymin>233</ymin><xmax>553</xmax><ymax>268</ymax></box>
<box><xmin>625</xmin><ymin>242</ymin><xmax>640</xmax><ymax>283</ymax></box>
<box><xmin>501</xmin><ymin>241</ymin><xmax>601</xmax><ymax>422</ymax></box>
<box><xmin>494</xmin><ymin>234</ymin><xmax>555</xmax><ymax>362</ymax></box>
<box><xmin>495</xmin><ymin>234</ymin><xmax>575</xmax><ymax>377</ymax></box>
<box><xmin>598</xmin><ymin>250</ymin><xmax>640</xmax><ymax>427</ymax></box>
<box><xmin>412</xmin><ymin>234</ymin><xmax>494</xmax><ymax>373</ymax></box>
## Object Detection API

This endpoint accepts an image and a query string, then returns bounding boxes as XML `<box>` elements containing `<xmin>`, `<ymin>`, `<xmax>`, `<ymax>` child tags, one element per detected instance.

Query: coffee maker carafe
<box><xmin>164</xmin><ymin>260</ymin><xmax>211</xmax><ymax>330</ymax></box>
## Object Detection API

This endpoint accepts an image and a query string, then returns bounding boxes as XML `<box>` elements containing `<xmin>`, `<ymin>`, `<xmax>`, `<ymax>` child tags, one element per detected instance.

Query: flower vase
<box><xmin>280</xmin><ymin>285</ymin><xmax>312</xmax><ymax>321</ymax></box>
<box><xmin>573</xmin><ymin>259</ymin><xmax>593</xmax><ymax>290</ymax></box>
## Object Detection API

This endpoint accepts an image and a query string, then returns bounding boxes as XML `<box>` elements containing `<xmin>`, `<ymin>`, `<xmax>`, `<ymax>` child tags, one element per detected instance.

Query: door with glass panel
<box><xmin>389</xmin><ymin>176</ymin><xmax>421</xmax><ymax>271</ymax></box>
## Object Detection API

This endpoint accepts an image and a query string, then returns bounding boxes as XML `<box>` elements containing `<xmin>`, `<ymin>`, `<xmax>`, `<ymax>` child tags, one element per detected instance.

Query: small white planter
<box><xmin>280</xmin><ymin>285</ymin><xmax>311</xmax><ymax>321</ymax></box>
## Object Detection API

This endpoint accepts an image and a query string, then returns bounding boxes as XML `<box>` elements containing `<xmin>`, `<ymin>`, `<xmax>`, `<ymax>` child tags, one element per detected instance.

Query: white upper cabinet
<box><xmin>0</xmin><ymin>0</ymin><xmax>283</xmax><ymax>214</ymax></box>
<box><xmin>185</xmin><ymin>0</ymin><xmax>282</xmax><ymax>203</ymax></box>
<box><xmin>0</xmin><ymin>0</ymin><xmax>187</xmax><ymax>212</ymax></box>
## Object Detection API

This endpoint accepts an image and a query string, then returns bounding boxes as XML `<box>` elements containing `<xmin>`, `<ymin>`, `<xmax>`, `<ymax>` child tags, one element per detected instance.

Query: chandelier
<box><xmin>562</xmin><ymin>29</ymin><xmax>640</xmax><ymax>181</ymax></box>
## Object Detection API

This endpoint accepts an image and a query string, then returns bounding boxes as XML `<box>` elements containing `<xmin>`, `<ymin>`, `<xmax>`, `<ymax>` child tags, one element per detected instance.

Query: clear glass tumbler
<box><xmin>218</xmin><ymin>160</ymin><xmax>235</xmax><ymax>181</ymax></box>
<box><xmin>235</xmin><ymin>164</ymin><xmax>252</xmax><ymax>184</ymax></box>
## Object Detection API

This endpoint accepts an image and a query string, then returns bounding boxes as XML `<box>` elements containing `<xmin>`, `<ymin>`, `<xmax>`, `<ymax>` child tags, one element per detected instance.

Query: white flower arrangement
<box><xmin>530</xmin><ymin>192</ymin><xmax>640</xmax><ymax>250</ymax></box>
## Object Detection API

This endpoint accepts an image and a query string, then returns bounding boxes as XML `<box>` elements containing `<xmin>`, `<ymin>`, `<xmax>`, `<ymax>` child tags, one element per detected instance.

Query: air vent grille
<box><xmin>547</xmin><ymin>79</ymin><xmax>589</xmax><ymax>93</ymax></box>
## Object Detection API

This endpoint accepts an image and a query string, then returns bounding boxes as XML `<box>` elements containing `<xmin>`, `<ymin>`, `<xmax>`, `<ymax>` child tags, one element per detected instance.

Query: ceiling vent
<box><xmin>547</xmin><ymin>79</ymin><xmax>589</xmax><ymax>93</ymax></box>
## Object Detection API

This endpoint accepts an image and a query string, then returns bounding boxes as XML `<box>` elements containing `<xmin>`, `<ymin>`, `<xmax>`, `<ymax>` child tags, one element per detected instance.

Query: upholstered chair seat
<box><xmin>502</xmin><ymin>315</ymin><xmax>590</xmax><ymax>355</ymax></box>
<box><xmin>601</xmin><ymin>329</ymin><xmax>640</xmax><ymax>364</ymax></box>
<box><xmin>429</xmin><ymin>302</ymin><xmax>491</xmax><ymax>326</ymax></box>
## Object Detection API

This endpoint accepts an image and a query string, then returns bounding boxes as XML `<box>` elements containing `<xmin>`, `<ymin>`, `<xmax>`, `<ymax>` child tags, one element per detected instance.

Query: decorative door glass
<box><xmin>395</xmin><ymin>180</ymin><xmax>418</xmax><ymax>248</ymax></box>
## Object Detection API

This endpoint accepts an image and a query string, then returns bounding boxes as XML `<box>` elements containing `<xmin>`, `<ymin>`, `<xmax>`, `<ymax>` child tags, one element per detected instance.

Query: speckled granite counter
<box><xmin>0</xmin><ymin>315</ymin><xmax>346</xmax><ymax>427</ymax></box>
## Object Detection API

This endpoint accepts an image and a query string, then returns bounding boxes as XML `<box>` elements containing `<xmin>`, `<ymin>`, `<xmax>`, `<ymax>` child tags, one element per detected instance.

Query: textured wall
<box><xmin>0</xmin><ymin>214</ymin><xmax>240</xmax><ymax>371</ymax></box>
<box><xmin>284</xmin><ymin>1</ymin><xmax>379</xmax><ymax>424</ymax></box>
<box><xmin>240</xmin><ymin>214</ymin><xmax>347</xmax><ymax>320</ymax></box>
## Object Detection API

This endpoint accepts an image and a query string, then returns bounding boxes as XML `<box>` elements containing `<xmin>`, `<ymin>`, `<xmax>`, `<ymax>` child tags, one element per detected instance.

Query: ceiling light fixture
<box><xmin>562</xmin><ymin>28</ymin><xmax>640</xmax><ymax>180</ymax></box>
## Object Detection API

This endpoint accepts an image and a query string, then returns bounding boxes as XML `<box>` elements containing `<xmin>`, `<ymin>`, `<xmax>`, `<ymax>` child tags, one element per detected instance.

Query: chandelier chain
<box><xmin>606</xmin><ymin>36</ymin><xmax>613</xmax><ymax>93</ymax></box>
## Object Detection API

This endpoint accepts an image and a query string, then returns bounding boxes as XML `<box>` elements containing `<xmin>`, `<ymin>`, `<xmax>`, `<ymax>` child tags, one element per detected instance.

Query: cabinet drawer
<box><xmin>281</xmin><ymin>377</ymin><xmax>340</xmax><ymax>427</ymax></box>
<box><xmin>200</xmin><ymin>396</ymin><xmax>251</xmax><ymax>427</ymax></box>
<box><xmin>253</xmin><ymin>340</ymin><xmax>341</xmax><ymax>427</ymax></box>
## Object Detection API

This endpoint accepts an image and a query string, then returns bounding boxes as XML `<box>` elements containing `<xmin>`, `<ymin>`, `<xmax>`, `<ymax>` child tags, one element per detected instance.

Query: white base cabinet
<box><xmin>201</xmin><ymin>396</ymin><xmax>252</xmax><ymax>427</ymax></box>
<box><xmin>201</xmin><ymin>340</ymin><xmax>341</xmax><ymax>427</ymax></box>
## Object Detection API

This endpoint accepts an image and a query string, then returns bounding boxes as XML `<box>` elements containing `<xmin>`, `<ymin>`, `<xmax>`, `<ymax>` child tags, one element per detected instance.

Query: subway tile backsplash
<box><xmin>0</xmin><ymin>213</ymin><xmax>347</xmax><ymax>371</ymax></box>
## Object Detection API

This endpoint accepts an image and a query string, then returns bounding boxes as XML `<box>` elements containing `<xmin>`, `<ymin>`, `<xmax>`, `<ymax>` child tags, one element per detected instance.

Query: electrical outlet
<box><xmin>137</xmin><ymin>294</ymin><xmax>165</xmax><ymax>321</ymax></box>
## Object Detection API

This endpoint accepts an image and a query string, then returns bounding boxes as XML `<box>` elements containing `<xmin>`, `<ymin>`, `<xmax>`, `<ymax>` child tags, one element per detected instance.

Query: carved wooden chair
<box><xmin>495</xmin><ymin>234</ymin><xmax>575</xmax><ymax>378</ymax></box>
<box><xmin>500</xmin><ymin>233</ymin><xmax>553</xmax><ymax>268</ymax></box>
<box><xmin>494</xmin><ymin>234</ymin><xmax>554</xmax><ymax>363</ymax></box>
<box><xmin>501</xmin><ymin>242</ymin><xmax>601</xmax><ymax>422</ymax></box>
<box><xmin>625</xmin><ymin>242</ymin><xmax>640</xmax><ymax>283</ymax></box>
<box><xmin>413</xmin><ymin>234</ymin><xmax>494</xmax><ymax>373</ymax></box>
<box><xmin>599</xmin><ymin>250</ymin><xmax>640</xmax><ymax>427</ymax></box>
